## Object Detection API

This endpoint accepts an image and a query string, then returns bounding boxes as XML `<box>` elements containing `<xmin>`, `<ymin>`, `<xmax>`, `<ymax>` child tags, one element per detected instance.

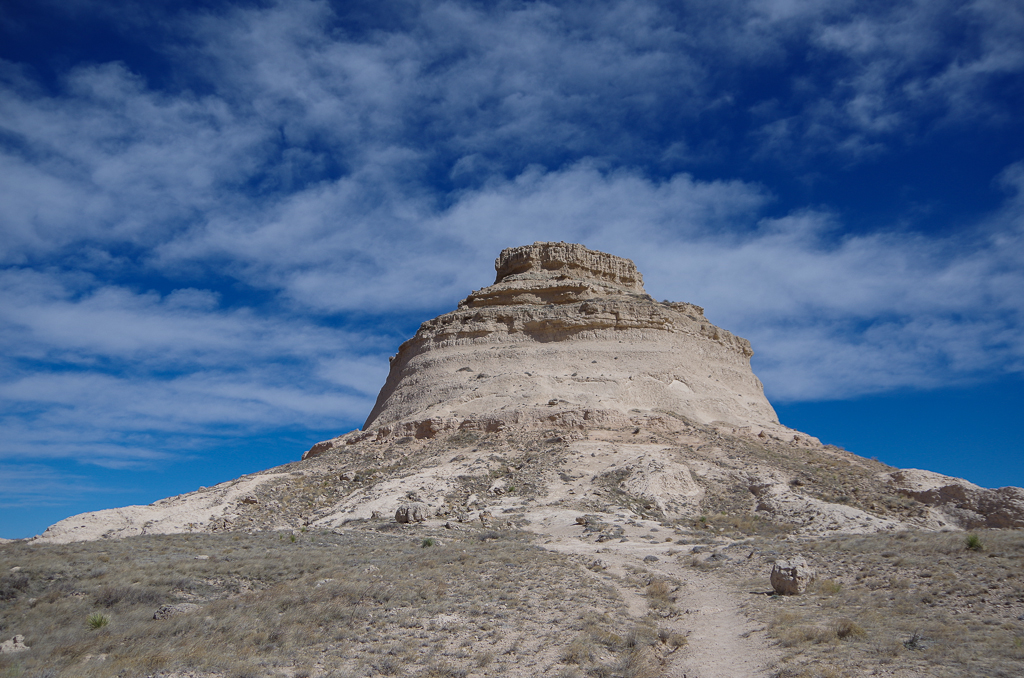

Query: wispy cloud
<box><xmin>0</xmin><ymin>463</ymin><xmax>108</xmax><ymax>507</ymax></box>
<box><xmin>1</xmin><ymin>0</ymin><xmax>1022</xmax><ymax>514</ymax></box>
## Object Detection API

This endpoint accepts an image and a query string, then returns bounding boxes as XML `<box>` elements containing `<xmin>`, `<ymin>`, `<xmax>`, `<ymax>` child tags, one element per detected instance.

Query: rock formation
<box><xmin>358</xmin><ymin>241</ymin><xmax>779</xmax><ymax>442</ymax></box>
<box><xmin>30</xmin><ymin>242</ymin><xmax>1024</xmax><ymax>543</ymax></box>
<box><xmin>883</xmin><ymin>468</ymin><xmax>1024</xmax><ymax>529</ymax></box>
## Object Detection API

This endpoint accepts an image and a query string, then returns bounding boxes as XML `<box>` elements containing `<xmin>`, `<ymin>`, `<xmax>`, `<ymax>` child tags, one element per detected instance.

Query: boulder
<box><xmin>770</xmin><ymin>557</ymin><xmax>814</xmax><ymax>595</ymax></box>
<box><xmin>395</xmin><ymin>502</ymin><xmax>430</xmax><ymax>523</ymax></box>
<box><xmin>0</xmin><ymin>635</ymin><xmax>29</xmax><ymax>654</ymax></box>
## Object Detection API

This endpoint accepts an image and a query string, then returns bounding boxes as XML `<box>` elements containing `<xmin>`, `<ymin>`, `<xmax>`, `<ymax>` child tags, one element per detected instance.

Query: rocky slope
<box><xmin>33</xmin><ymin>242</ymin><xmax>1024</xmax><ymax>543</ymax></box>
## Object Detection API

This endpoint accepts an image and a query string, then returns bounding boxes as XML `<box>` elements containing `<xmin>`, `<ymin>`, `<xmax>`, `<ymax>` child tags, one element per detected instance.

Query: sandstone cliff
<box><xmin>360</xmin><ymin>242</ymin><xmax>778</xmax><ymax>440</ymax></box>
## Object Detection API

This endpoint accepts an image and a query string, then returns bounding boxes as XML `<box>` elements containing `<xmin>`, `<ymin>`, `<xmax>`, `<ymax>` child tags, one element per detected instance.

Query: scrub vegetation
<box><xmin>723</xmin><ymin>528</ymin><xmax>1024</xmax><ymax>677</ymax></box>
<box><xmin>0</xmin><ymin>527</ymin><xmax>646</xmax><ymax>678</ymax></box>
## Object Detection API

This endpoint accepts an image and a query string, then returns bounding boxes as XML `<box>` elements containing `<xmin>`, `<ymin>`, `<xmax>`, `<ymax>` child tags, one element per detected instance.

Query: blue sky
<box><xmin>2</xmin><ymin>0</ymin><xmax>1022</xmax><ymax>539</ymax></box>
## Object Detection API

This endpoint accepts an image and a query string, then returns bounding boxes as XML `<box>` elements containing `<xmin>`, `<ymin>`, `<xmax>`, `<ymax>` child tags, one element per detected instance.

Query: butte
<box><xmin>34</xmin><ymin>242</ymin><xmax>1024</xmax><ymax>542</ymax></box>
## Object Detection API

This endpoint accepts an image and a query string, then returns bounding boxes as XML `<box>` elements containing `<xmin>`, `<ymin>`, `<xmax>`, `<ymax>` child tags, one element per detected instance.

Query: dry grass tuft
<box><xmin>644</xmin><ymin>578</ymin><xmax>676</xmax><ymax>614</ymax></box>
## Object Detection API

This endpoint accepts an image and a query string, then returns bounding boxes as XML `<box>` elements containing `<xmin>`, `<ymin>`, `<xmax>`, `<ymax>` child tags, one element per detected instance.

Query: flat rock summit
<box><xmin>361</xmin><ymin>241</ymin><xmax>777</xmax><ymax>440</ymax></box>
<box><xmin>35</xmin><ymin>242</ymin><xmax>1024</xmax><ymax>543</ymax></box>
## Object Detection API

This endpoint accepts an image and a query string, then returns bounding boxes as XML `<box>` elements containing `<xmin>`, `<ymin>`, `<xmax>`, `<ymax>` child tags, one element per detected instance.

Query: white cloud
<box><xmin>0</xmin><ymin>267</ymin><xmax>391</xmax><ymax>467</ymax></box>
<box><xmin>0</xmin><ymin>463</ymin><xmax>107</xmax><ymax>507</ymax></box>
<box><xmin>420</xmin><ymin>163</ymin><xmax>1024</xmax><ymax>401</ymax></box>
<box><xmin>1</xmin><ymin>0</ymin><xmax>1022</xmax><ymax>493</ymax></box>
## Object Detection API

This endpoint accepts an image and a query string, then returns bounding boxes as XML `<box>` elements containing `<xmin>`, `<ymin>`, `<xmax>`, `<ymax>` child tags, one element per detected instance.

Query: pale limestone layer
<box><xmin>363</xmin><ymin>242</ymin><xmax>776</xmax><ymax>435</ymax></box>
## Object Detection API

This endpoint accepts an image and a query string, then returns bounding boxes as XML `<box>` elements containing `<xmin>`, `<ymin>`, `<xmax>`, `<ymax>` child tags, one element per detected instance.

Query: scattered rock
<box><xmin>153</xmin><ymin>603</ymin><xmax>200</xmax><ymax>620</ymax></box>
<box><xmin>0</xmin><ymin>635</ymin><xmax>29</xmax><ymax>654</ymax></box>
<box><xmin>643</xmin><ymin>555</ymin><xmax>660</xmax><ymax>563</ymax></box>
<box><xmin>395</xmin><ymin>502</ymin><xmax>430</xmax><ymax>523</ymax></box>
<box><xmin>770</xmin><ymin>557</ymin><xmax>815</xmax><ymax>595</ymax></box>
<box><xmin>240</xmin><ymin>496</ymin><xmax>259</xmax><ymax>505</ymax></box>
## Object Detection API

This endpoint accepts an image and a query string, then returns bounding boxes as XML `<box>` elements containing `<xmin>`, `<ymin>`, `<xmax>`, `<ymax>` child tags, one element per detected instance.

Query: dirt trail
<box><xmin>532</xmin><ymin>513</ymin><xmax>778</xmax><ymax>678</ymax></box>
<box><xmin>591</xmin><ymin>552</ymin><xmax>777</xmax><ymax>678</ymax></box>
<box><xmin>663</xmin><ymin>564</ymin><xmax>775</xmax><ymax>678</ymax></box>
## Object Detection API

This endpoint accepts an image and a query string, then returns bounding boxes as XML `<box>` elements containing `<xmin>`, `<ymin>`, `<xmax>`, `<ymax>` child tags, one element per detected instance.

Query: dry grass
<box><xmin>0</xmin><ymin>526</ymin><xmax>637</xmax><ymax>677</ymax></box>
<box><xmin>722</xmin><ymin>528</ymin><xmax>1024</xmax><ymax>677</ymax></box>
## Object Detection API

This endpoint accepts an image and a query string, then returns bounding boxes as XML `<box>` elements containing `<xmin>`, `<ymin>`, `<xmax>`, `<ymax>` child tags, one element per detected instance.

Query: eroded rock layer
<box><xmin>362</xmin><ymin>242</ymin><xmax>777</xmax><ymax>436</ymax></box>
